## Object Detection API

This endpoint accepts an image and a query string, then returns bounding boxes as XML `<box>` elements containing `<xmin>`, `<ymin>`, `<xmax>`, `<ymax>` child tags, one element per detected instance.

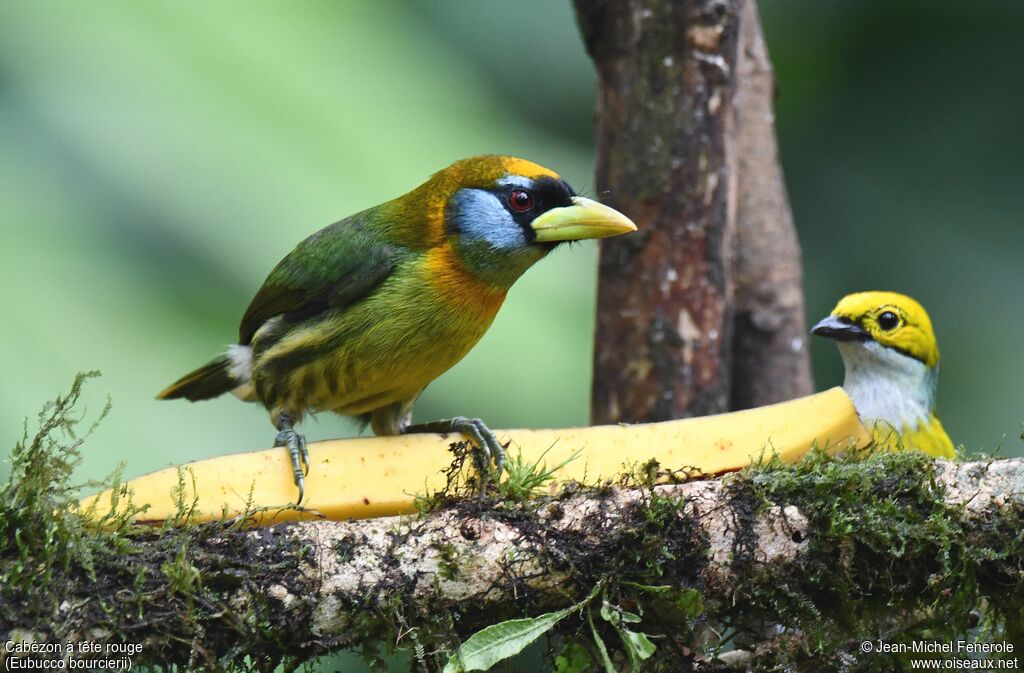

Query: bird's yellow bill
<box><xmin>531</xmin><ymin>196</ymin><xmax>637</xmax><ymax>243</ymax></box>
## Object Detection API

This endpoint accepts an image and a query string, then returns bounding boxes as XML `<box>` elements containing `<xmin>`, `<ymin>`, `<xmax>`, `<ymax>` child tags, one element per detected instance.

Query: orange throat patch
<box><xmin>422</xmin><ymin>244</ymin><xmax>508</xmax><ymax>318</ymax></box>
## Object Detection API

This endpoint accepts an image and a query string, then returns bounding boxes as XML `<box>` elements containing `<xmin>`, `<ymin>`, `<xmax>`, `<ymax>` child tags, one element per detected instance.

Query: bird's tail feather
<box><xmin>157</xmin><ymin>355</ymin><xmax>236</xmax><ymax>401</ymax></box>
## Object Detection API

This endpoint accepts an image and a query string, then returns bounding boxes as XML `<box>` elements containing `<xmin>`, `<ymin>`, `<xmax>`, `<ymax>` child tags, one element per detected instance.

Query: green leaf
<box><xmin>554</xmin><ymin>641</ymin><xmax>592</xmax><ymax>673</ymax></box>
<box><xmin>588</xmin><ymin>609</ymin><xmax>618</xmax><ymax>673</ymax></box>
<box><xmin>620</xmin><ymin>629</ymin><xmax>657</xmax><ymax>666</ymax></box>
<box><xmin>620</xmin><ymin>582</ymin><xmax>671</xmax><ymax>594</ymax></box>
<box><xmin>621</xmin><ymin>582</ymin><xmax>704</xmax><ymax>618</ymax></box>
<box><xmin>600</xmin><ymin>600</ymin><xmax>641</xmax><ymax>626</ymax></box>
<box><xmin>599</xmin><ymin>600</ymin><xmax>618</xmax><ymax>625</ymax></box>
<box><xmin>673</xmin><ymin>588</ymin><xmax>704</xmax><ymax>618</ymax></box>
<box><xmin>443</xmin><ymin>582</ymin><xmax>603</xmax><ymax>673</ymax></box>
<box><xmin>442</xmin><ymin>611</ymin><xmax>568</xmax><ymax>673</ymax></box>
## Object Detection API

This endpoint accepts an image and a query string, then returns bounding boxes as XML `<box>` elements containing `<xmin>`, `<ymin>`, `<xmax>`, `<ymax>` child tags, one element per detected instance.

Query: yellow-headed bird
<box><xmin>158</xmin><ymin>156</ymin><xmax>637</xmax><ymax>500</ymax></box>
<box><xmin>811</xmin><ymin>291</ymin><xmax>955</xmax><ymax>458</ymax></box>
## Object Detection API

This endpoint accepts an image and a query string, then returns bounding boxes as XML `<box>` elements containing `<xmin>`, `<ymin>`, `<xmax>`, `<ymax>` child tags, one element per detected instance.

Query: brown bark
<box><xmin>728</xmin><ymin>0</ymin><xmax>813</xmax><ymax>409</ymax></box>
<box><xmin>576</xmin><ymin>0</ymin><xmax>812</xmax><ymax>424</ymax></box>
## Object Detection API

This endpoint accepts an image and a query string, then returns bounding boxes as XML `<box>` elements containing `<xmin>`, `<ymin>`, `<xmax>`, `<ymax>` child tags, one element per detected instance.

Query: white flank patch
<box><xmin>227</xmin><ymin>344</ymin><xmax>256</xmax><ymax>401</ymax></box>
<box><xmin>227</xmin><ymin>344</ymin><xmax>253</xmax><ymax>382</ymax></box>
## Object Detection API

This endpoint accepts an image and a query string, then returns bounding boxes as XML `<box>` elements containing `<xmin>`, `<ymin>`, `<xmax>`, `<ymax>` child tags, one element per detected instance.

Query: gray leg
<box><xmin>298</xmin><ymin>433</ymin><xmax>309</xmax><ymax>476</ymax></box>
<box><xmin>404</xmin><ymin>416</ymin><xmax>506</xmax><ymax>475</ymax></box>
<box><xmin>274</xmin><ymin>413</ymin><xmax>307</xmax><ymax>504</ymax></box>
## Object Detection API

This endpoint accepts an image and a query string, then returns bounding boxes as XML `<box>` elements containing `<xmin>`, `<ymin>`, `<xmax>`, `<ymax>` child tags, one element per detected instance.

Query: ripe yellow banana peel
<box><xmin>80</xmin><ymin>387</ymin><xmax>869</xmax><ymax>525</ymax></box>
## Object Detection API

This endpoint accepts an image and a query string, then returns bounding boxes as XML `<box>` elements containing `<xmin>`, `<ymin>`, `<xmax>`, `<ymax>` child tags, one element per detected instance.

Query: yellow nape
<box><xmin>867</xmin><ymin>415</ymin><xmax>956</xmax><ymax>459</ymax></box>
<box><xmin>497</xmin><ymin>156</ymin><xmax>560</xmax><ymax>181</ymax></box>
<box><xmin>80</xmin><ymin>388</ymin><xmax>870</xmax><ymax>525</ymax></box>
<box><xmin>434</xmin><ymin>155</ymin><xmax>561</xmax><ymax>190</ymax></box>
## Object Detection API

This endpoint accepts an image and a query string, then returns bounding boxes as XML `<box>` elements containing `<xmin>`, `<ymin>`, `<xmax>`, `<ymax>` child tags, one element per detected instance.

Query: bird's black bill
<box><xmin>811</xmin><ymin>315</ymin><xmax>871</xmax><ymax>342</ymax></box>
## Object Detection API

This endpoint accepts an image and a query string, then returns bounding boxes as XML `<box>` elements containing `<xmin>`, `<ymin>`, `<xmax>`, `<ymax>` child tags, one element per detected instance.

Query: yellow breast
<box><xmin>251</xmin><ymin>244</ymin><xmax>509</xmax><ymax>422</ymax></box>
<box><xmin>868</xmin><ymin>414</ymin><xmax>955</xmax><ymax>459</ymax></box>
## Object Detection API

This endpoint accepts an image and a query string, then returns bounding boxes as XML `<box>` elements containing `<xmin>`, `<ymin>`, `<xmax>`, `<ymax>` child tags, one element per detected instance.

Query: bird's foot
<box><xmin>298</xmin><ymin>433</ymin><xmax>310</xmax><ymax>476</ymax></box>
<box><xmin>274</xmin><ymin>420</ymin><xmax>308</xmax><ymax>505</ymax></box>
<box><xmin>405</xmin><ymin>416</ymin><xmax>505</xmax><ymax>480</ymax></box>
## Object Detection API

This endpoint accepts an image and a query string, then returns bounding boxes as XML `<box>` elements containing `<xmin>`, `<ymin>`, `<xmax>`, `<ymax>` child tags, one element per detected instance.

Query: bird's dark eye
<box><xmin>508</xmin><ymin>190</ymin><xmax>533</xmax><ymax>213</ymax></box>
<box><xmin>877</xmin><ymin>311</ymin><xmax>900</xmax><ymax>331</ymax></box>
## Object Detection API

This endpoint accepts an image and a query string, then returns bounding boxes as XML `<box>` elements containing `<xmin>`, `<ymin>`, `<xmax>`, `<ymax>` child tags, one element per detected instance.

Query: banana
<box><xmin>80</xmin><ymin>387</ymin><xmax>869</xmax><ymax>525</ymax></box>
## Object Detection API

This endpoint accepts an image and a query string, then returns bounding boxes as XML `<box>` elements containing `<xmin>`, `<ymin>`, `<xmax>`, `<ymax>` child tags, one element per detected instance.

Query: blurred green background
<box><xmin>2</xmin><ymin>0</ymin><xmax>1023</xmax><ymax>480</ymax></box>
<box><xmin>2</xmin><ymin>0</ymin><xmax>1022</xmax><ymax>669</ymax></box>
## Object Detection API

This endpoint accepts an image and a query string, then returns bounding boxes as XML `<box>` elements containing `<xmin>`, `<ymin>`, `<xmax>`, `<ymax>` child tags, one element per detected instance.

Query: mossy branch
<box><xmin>5</xmin><ymin>460</ymin><xmax>1024</xmax><ymax>669</ymax></box>
<box><xmin>3</xmin><ymin>378</ymin><xmax>1023</xmax><ymax>671</ymax></box>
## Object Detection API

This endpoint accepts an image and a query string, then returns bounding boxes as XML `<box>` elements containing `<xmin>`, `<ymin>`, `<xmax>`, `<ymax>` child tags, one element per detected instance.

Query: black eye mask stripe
<box><xmin>494</xmin><ymin>176</ymin><xmax>577</xmax><ymax>240</ymax></box>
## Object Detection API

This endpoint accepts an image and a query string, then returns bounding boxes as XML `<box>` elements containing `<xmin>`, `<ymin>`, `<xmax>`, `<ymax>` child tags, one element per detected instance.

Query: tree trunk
<box><xmin>728</xmin><ymin>0</ymin><xmax>813</xmax><ymax>409</ymax></box>
<box><xmin>576</xmin><ymin>0</ymin><xmax>813</xmax><ymax>424</ymax></box>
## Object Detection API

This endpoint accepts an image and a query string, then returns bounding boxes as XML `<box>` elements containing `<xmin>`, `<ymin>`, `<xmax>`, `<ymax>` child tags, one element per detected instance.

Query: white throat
<box><xmin>836</xmin><ymin>340</ymin><xmax>936</xmax><ymax>431</ymax></box>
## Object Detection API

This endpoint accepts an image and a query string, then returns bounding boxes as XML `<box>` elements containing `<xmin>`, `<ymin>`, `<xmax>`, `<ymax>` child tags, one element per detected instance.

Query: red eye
<box><xmin>508</xmin><ymin>189</ymin><xmax>533</xmax><ymax>213</ymax></box>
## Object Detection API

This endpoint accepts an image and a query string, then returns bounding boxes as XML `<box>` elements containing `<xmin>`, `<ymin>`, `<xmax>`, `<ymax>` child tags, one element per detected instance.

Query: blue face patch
<box><xmin>450</xmin><ymin>188</ymin><xmax>528</xmax><ymax>250</ymax></box>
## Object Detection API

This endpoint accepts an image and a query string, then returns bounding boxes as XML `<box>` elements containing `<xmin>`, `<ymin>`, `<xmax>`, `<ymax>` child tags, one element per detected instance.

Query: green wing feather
<box><xmin>239</xmin><ymin>215</ymin><xmax>399</xmax><ymax>344</ymax></box>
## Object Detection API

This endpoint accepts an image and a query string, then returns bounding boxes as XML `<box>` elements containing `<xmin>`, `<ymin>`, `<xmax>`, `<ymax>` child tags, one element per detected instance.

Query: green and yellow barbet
<box><xmin>812</xmin><ymin>291</ymin><xmax>955</xmax><ymax>458</ymax></box>
<box><xmin>158</xmin><ymin>156</ymin><xmax>637</xmax><ymax>500</ymax></box>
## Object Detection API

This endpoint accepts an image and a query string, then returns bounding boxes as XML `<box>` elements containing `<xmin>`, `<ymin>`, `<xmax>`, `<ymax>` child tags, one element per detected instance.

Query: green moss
<box><xmin>498</xmin><ymin>446</ymin><xmax>583</xmax><ymax>502</ymax></box>
<box><xmin>162</xmin><ymin>540</ymin><xmax>202</xmax><ymax>597</ymax></box>
<box><xmin>712</xmin><ymin>448</ymin><xmax>1024</xmax><ymax>670</ymax></box>
<box><xmin>0</xmin><ymin>372</ymin><xmax>135</xmax><ymax>607</ymax></box>
<box><xmin>0</xmin><ymin>374</ymin><xmax>316</xmax><ymax>672</ymax></box>
<box><xmin>3</xmin><ymin>376</ymin><xmax>1021</xmax><ymax>672</ymax></box>
<box><xmin>434</xmin><ymin>541</ymin><xmax>461</xmax><ymax>581</ymax></box>
<box><xmin>422</xmin><ymin>447</ymin><xmax>1023</xmax><ymax>671</ymax></box>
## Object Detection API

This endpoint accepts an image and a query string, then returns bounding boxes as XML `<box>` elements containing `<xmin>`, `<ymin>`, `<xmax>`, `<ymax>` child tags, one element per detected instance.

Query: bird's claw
<box><xmin>275</xmin><ymin>428</ymin><xmax>307</xmax><ymax>505</ymax></box>
<box><xmin>449</xmin><ymin>416</ymin><xmax>505</xmax><ymax>476</ymax></box>
<box><xmin>298</xmin><ymin>433</ymin><xmax>310</xmax><ymax>476</ymax></box>
<box><xmin>404</xmin><ymin>416</ymin><xmax>505</xmax><ymax>492</ymax></box>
